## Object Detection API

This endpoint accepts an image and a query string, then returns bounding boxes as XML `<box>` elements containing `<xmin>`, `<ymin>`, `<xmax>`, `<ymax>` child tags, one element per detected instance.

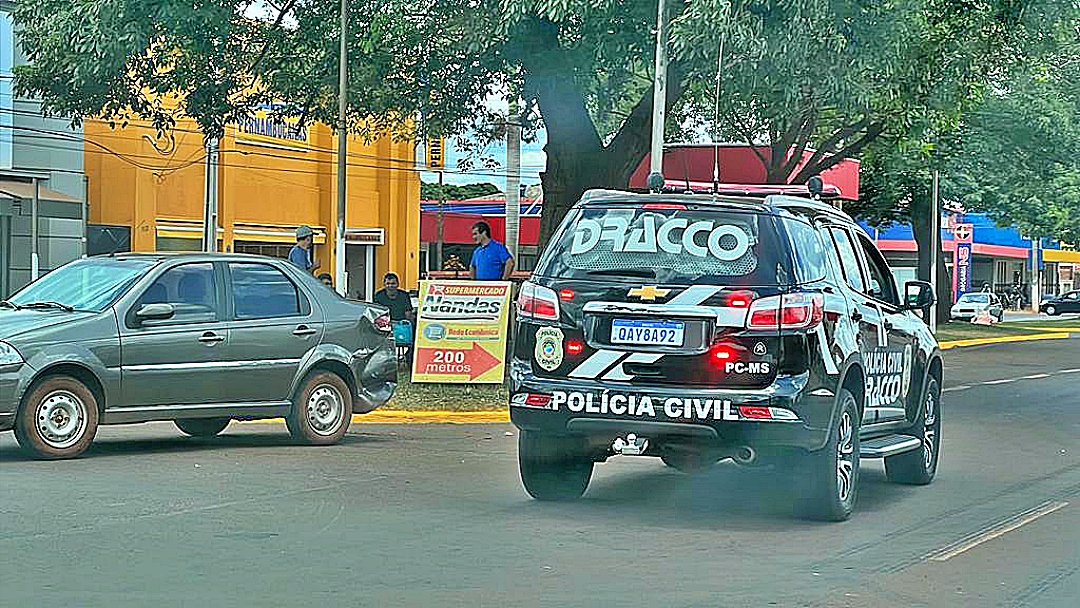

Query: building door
<box><xmin>346</xmin><ymin>244</ymin><xmax>375</xmax><ymax>301</ymax></box>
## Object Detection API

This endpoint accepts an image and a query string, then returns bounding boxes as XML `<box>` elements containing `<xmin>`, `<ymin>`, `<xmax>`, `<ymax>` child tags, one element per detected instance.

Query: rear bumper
<box><xmin>351</xmin><ymin>339</ymin><xmax>398</xmax><ymax>414</ymax></box>
<box><xmin>509</xmin><ymin>358</ymin><xmax>833</xmax><ymax>452</ymax></box>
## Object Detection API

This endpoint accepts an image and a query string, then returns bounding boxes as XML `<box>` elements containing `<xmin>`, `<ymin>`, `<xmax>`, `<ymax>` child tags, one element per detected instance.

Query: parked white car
<box><xmin>950</xmin><ymin>292</ymin><xmax>1004</xmax><ymax>322</ymax></box>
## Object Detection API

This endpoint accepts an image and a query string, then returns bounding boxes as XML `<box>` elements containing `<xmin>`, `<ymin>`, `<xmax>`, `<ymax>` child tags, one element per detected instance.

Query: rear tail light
<box><xmin>643</xmin><ymin>203</ymin><xmax>687</xmax><ymax>210</ymax></box>
<box><xmin>723</xmin><ymin>289</ymin><xmax>756</xmax><ymax>309</ymax></box>
<box><xmin>747</xmin><ymin>292</ymin><xmax>823</xmax><ymax>330</ymax></box>
<box><xmin>517</xmin><ymin>281</ymin><xmax>560</xmax><ymax>321</ymax></box>
<box><xmin>708</xmin><ymin>343</ymin><xmax>737</xmax><ymax>368</ymax></box>
<box><xmin>374</xmin><ymin>313</ymin><xmax>392</xmax><ymax>332</ymax></box>
<box><xmin>566</xmin><ymin>339</ymin><xmax>585</xmax><ymax>355</ymax></box>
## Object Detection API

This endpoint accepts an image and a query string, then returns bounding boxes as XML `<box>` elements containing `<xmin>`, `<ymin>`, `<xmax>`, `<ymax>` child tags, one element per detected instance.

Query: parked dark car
<box><xmin>0</xmin><ymin>254</ymin><xmax>397</xmax><ymax>459</ymax></box>
<box><xmin>509</xmin><ymin>189</ymin><xmax>943</xmax><ymax>521</ymax></box>
<box><xmin>1040</xmin><ymin>290</ymin><xmax>1080</xmax><ymax>316</ymax></box>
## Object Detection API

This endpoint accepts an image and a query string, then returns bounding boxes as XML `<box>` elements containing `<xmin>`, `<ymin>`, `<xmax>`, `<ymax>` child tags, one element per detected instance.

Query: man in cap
<box><xmin>289</xmin><ymin>226</ymin><xmax>318</xmax><ymax>274</ymax></box>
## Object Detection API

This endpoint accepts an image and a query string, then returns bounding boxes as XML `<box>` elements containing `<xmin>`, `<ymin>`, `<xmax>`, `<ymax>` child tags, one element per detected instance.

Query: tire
<box><xmin>287</xmin><ymin>372</ymin><xmax>352</xmax><ymax>446</ymax></box>
<box><xmin>886</xmin><ymin>378</ymin><xmax>942</xmax><ymax>485</ymax></box>
<box><xmin>14</xmin><ymin>376</ymin><xmax>99</xmax><ymax>460</ymax></box>
<box><xmin>661</xmin><ymin>452</ymin><xmax>715</xmax><ymax>474</ymax></box>
<box><xmin>797</xmin><ymin>388</ymin><xmax>860</xmax><ymax>522</ymax></box>
<box><xmin>518</xmin><ymin>430</ymin><xmax>593</xmax><ymax>501</ymax></box>
<box><xmin>174</xmin><ymin>418</ymin><xmax>230</xmax><ymax>438</ymax></box>
<box><xmin>1046</xmin><ymin>305</ymin><xmax>1058</xmax><ymax>316</ymax></box>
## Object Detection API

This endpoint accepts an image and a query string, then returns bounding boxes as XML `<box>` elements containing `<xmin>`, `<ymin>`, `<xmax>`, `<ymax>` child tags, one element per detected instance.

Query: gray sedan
<box><xmin>0</xmin><ymin>254</ymin><xmax>397</xmax><ymax>459</ymax></box>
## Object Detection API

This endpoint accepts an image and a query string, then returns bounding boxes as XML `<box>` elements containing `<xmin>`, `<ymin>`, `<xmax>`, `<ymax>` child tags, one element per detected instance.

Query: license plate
<box><xmin>611</xmin><ymin>319</ymin><xmax>685</xmax><ymax>346</ymax></box>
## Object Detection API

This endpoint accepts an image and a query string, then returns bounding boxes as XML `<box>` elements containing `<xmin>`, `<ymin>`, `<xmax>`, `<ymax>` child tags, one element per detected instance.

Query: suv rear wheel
<box><xmin>287</xmin><ymin>372</ymin><xmax>352</xmax><ymax>445</ymax></box>
<box><xmin>15</xmin><ymin>376</ymin><xmax>99</xmax><ymax>460</ymax></box>
<box><xmin>518</xmin><ymin>430</ymin><xmax>593</xmax><ymax>501</ymax></box>
<box><xmin>886</xmin><ymin>378</ymin><xmax>941</xmax><ymax>485</ymax></box>
<box><xmin>174</xmin><ymin>418</ymin><xmax>231</xmax><ymax>438</ymax></box>
<box><xmin>797</xmin><ymin>388</ymin><xmax>860</xmax><ymax>521</ymax></box>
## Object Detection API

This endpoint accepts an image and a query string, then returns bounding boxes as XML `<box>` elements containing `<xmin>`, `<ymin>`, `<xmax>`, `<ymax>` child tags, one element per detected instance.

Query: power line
<box><xmin>0</xmin><ymin>105</ymin><xmax>550</xmax><ymax>174</ymax></box>
<box><xmin>1</xmin><ymin>123</ymin><xmax>548</xmax><ymax>182</ymax></box>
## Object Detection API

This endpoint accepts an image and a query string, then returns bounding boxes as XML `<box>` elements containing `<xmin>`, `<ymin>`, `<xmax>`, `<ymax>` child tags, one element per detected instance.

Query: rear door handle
<box><xmin>293</xmin><ymin>325</ymin><xmax>318</xmax><ymax>337</ymax></box>
<box><xmin>199</xmin><ymin>332</ymin><xmax>225</xmax><ymax>345</ymax></box>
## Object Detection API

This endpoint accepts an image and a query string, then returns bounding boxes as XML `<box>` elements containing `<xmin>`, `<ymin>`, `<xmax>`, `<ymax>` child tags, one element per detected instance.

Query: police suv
<box><xmin>509</xmin><ymin>187</ymin><xmax>942</xmax><ymax>521</ymax></box>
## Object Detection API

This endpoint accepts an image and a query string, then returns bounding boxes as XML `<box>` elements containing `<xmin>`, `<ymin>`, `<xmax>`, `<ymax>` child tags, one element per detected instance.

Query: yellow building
<box><xmin>84</xmin><ymin>113</ymin><xmax>420</xmax><ymax>298</ymax></box>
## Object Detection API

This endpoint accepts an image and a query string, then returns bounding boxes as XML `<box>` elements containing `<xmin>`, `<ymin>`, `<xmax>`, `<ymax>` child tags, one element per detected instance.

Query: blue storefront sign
<box><xmin>953</xmin><ymin>224</ymin><xmax>974</xmax><ymax>299</ymax></box>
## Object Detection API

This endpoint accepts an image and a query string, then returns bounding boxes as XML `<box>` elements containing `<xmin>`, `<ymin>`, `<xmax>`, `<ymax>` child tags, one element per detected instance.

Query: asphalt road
<box><xmin>2</xmin><ymin>338</ymin><xmax>1079</xmax><ymax>607</ymax></box>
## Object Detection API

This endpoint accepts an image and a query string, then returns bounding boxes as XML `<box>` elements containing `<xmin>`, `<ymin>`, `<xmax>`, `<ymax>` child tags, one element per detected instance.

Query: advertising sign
<box><xmin>411</xmin><ymin>281</ymin><xmax>512</xmax><ymax>383</ymax></box>
<box><xmin>953</xmin><ymin>223</ymin><xmax>974</xmax><ymax>300</ymax></box>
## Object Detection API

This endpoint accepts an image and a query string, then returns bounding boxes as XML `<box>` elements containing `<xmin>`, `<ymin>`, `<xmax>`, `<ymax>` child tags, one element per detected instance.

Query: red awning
<box><xmin>421</xmin><ymin>212</ymin><xmax>542</xmax><ymax>246</ymax></box>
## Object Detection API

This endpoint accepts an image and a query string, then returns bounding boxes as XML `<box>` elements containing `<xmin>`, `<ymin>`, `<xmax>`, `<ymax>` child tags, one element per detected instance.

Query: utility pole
<box><xmin>1031</xmin><ymin>235</ymin><xmax>1042</xmax><ymax>312</ymax></box>
<box><xmin>930</xmin><ymin>170</ymin><xmax>939</xmax><ymax>332</ymax></box>
<box><xmin>647</xmin><ymin>0</ymin><xmax>669</xmax><ymax>193</ymax></box>
<box><xmin>505</xmin><ymin>99</ymin><xmax>521</xmax><ymax>261</ymax></box>
<box><xmin>31</xmin><ymin>177</ymin><xmax>39</xmax><ymax>281</ymax></box>
<box><xmin>202</xmin><ymin>136</ymin><xmax>219</xmax><ymax>252</ymax></box>
<box><xmin>436</xmin><ymin>169</ymin><xmax>445</xmax><ymax>270</ymax></box>
<box><xmin>335</xmin><ymin>0</ymin><xmax>349</xmax><ymax>296</ymax></box>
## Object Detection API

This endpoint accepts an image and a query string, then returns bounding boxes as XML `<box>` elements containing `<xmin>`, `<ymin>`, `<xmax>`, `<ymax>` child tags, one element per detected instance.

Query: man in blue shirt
<box><xmin>470</xmin><ymin>221</ymin><xmax>514</xmax><ymax>280</ymax></box>
<box><xmin>289</xmin><ymin>225</ymin><xmax>318</xmax><ymax>274</ymax></box>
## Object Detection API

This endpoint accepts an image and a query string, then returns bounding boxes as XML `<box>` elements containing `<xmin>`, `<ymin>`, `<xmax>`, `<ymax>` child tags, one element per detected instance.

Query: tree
<box><xmin>420</xmin><ymin>181</ymin><xmax>501</xmax><ymax>201</ymax></box>
<box><xmin>13</xmin><ymin>0</ymin><xmax>1065</xmax><ymax>252</ymax></box>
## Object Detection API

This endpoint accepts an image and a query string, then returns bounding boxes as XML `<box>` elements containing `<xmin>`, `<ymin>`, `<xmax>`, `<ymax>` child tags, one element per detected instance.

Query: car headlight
<box><xmin>0</xmin><ymin>341</ymin><xmax>24</xmax><ymax>367</ymax></box>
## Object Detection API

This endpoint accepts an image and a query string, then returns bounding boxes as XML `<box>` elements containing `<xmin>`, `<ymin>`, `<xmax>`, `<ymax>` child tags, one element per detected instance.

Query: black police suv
<box><xmin>509</xmin><ymin>189</ymin><xmax>943</xmax><ymax>521</ymax></box>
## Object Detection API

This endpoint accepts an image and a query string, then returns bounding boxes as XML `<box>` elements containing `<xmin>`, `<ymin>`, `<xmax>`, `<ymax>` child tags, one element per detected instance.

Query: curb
<box><xmin>237</xmin><ymin>410</ymin><xmax>510</xmax><ymax>426</ymax></box>
<box><xmin>939</xmin><ymin>332</ymin><xmax>1073</xmax><ymax>350</ymax></box>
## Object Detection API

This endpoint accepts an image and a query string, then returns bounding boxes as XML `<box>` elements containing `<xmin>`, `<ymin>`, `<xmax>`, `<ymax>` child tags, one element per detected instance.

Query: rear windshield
<box><xmin>535</xmin><ymin>205</ymin><xmax>792</xmax><ymax>286</ymax></box>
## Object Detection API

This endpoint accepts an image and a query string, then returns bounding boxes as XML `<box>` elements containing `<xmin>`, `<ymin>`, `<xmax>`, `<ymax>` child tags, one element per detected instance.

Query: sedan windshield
<box><xmin>8</xmin><ymin>258</ymin><xmax>156</xmax><ymax>312</ymax></box>
<box><xmin>959</xmin><ymin>294</ymin><xmax>990</xmax><ymax>304</ymax></box>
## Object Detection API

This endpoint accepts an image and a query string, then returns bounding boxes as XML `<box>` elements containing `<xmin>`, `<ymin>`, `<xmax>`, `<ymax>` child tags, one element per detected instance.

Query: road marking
<box><xmin>926</xmin><ymin>501</ymin><xmax>1070</xmax><ymax>562</ymax></box>
<box><xmin>942</xmin><ymin>385</ymin><xmax>970</xmax><ymax>393</ymax></box>
<box><xmin>1021</xmin><ymin>373</ymin><xmax>1051</xmax><ymax>380</ymax></box>
<box><xmin>1060</xmin><ymin>368</ymin><xmax>1080</xmax><ymax>374</ymax></box>
<box><xmin>983</xmin><ymin>378</ymin><xmax>1019</xmax><ymax>385</ymax></box>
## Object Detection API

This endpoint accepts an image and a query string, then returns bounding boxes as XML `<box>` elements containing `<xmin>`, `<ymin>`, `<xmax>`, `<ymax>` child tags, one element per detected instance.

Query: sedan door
<box><xmin>217</xmin><ymin>261</ymin><xmax>324</xmax><ymax>404</ymax></box>
<box><xmin>1063</xmin><ymin>291</ymin><xmax>1080</xmax><ymax>313</ymax></box>
<box><xmin>118</xmin><ymin>262</ymin><xmax>230</xmax><ymax>407</ymax></box>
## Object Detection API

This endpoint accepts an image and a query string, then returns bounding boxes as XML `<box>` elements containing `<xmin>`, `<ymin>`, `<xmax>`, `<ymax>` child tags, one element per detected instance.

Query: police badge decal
<box><xmin>534</xmin><ymin>327</ymin><xmax>566</xmax><ymax>371</ymax></box>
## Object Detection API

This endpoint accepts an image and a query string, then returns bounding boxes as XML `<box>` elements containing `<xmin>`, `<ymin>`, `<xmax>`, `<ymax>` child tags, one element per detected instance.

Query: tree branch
<box><xmin>605</xmin><ymin>59</ymin><xmax>689</xmax><ymax>182</ymax></box>
<box><xmin>792</xmin><ymin>122</ymin><xmax>885</xmax><ymax>183</ymax></box>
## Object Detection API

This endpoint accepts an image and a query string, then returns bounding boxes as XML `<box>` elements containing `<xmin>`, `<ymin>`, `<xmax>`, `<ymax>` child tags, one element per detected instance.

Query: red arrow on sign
<box><xmin>414</xmin><ymin>343</ymin><xmax>502</xmax><ymax>380</ymax></box>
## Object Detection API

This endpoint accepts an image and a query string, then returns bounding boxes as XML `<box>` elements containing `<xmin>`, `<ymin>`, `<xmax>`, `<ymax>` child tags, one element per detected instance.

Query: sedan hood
<box><xmin>0</xmin><ymin>309</ymin><xmax>96</xmax><ymax>339</ymax></box>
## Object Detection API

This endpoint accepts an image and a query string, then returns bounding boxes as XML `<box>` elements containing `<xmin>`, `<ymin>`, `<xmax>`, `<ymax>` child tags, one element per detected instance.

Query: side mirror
<box><xmin>902</xmin><ymin>281</ymin><xmax>935</xmax><ymax>311</ymax></box>
<box><xmin>135</xmin><ymin>303</ymin><xmax>175</xmax><ymax>324</ymax></box>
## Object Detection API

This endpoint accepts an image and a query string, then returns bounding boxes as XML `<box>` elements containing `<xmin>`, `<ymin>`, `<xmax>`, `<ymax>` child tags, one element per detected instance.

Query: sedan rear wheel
<box><xmin>287</xmin><ymin>371</ymin><xmax>352</xmax><ymax>445</ymax></box>
<box><xmin>15</xmin><ymin>376</ymin><xmax>99</xmax><ymax>460</ymax></box>
<box><xmin>1046</xmin><ymin>305</ymin><xmax>1058</xmax><ymax>316</ymax></box>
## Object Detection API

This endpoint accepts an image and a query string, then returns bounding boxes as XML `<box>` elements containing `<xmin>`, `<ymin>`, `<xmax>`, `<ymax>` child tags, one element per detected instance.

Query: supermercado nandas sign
<box><xmin>410</xmin><ymin>281</ymin><xmax>512</xmax><ymax>384</ymax></box>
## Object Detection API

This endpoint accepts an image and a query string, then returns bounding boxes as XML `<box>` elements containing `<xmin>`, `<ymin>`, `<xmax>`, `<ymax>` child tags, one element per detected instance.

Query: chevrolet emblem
<box><xmin>628</xmin><ymin>286</ymin><xmax>671</xmax><ymax>301</ymax></box>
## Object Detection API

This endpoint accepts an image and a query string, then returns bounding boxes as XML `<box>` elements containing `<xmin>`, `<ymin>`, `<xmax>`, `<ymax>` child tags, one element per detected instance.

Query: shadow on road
<box><xmin>515</xmin><ymin>460</ymin><xmax>917</xmax><ymax>527</ymax></box>
<box><xmin>0</xmin><ymin>429</ymin><xmax>395</xmax><ymax>462</ymax></box>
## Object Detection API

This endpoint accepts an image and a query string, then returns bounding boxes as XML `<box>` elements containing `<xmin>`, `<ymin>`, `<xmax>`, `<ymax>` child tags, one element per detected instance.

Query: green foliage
<box><xmin>420</xmin><ymin>181</ymin><xmax>501</xmax><ymax>201</ymax></box>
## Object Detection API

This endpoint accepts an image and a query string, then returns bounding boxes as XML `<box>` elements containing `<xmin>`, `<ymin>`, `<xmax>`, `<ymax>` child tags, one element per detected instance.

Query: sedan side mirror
<box><xmin>902</xmin><ymin>281</ymin><xmax>935</xmax><ymax>311</ymax></box>
<box><xmin>135</xmin><ymin>303</ymin><xmax>175</xmax><ymax>324</ymax></box>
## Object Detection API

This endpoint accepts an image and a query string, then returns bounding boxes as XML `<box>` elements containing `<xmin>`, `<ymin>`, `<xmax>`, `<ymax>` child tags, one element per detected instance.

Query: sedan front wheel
<box><xmin>15</xmin><ymin>376</ymin><xmax>99</xmax><ymax>460</ymax></box>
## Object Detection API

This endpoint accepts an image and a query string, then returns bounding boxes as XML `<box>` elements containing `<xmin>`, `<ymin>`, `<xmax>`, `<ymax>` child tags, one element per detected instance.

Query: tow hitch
<box><xmin>612</xmin><ymin>434</ymin><xmax>649</xmax><ymax>456</ymax></box>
